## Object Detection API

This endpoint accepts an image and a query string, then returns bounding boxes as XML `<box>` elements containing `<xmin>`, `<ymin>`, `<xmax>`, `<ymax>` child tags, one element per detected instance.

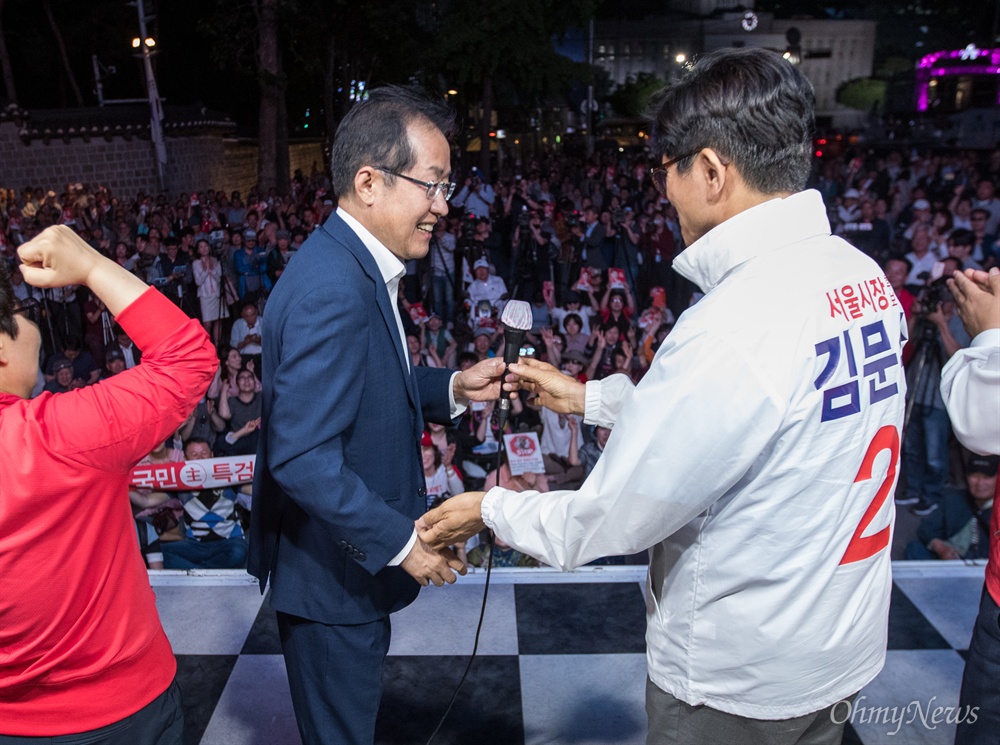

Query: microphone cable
<box><xmin>424</xmin><ymin>425</ymin><xmax>505</xmax><ymax>744</ymax></box>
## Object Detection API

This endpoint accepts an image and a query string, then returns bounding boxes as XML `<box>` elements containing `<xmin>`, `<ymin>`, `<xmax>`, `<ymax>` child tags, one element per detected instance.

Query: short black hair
<box><xmin>950</xmin><ymin>228</ymin><xmax>974</xmax><ymax>248</ymax></box>
<box><xmin>0</xmin><ymin>261</ymin><xmax>18</xmax><ymax>340</ymax></box>
<box><xmin>330</xmin><ymin>85</ymin><xmax>456</xmax><ymax>198</ymax></box>
<box><xmin>649</xmin><ymin>47</ymin><xmax>815</xmax><ymax>195</ymax></box>
<box><xmin>185</xmin><ymin>437</ymin><xmax>213</xmax><ymax>455</ymax></box>
<box><xmin>884</xmin><ymin>255</ymin><xmax>912</xmax><ymax>274</ymax></box>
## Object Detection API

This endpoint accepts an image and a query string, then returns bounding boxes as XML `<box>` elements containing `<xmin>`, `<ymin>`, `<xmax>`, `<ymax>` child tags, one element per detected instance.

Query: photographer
<box><xmin>512</xmin><ymin>208</ymin><xmax>559</xmax><ymax>302</ymax></box>
<box><xmin>899</xmin><ymin>258</ymin><xmax>971</xmax><ymax>516</ymax></box>
<box><xmin>452</xmin><ymin>167</ymin><xmax>495</xmax><ymax>220</ymax></box>
<box><xmin>555</xmin><ymin>211</ymin><xmax>585</xmax><ymax>304</ymax></box>
<box><xmin>618</xmin><ymin>207</ymin><xmax>641</xmax><ymax>287</ymax></box>
<box><xmin>150</xmin><ymin>236</ymin><xmax>191</xmax><ymax>308</ymax></box>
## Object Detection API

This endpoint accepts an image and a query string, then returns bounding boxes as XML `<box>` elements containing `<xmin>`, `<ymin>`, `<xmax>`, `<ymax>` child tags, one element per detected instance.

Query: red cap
<box><xmin>421</xmin><ymin>431</ymin><xmax>433</xmax><ymax>448</ymax></box>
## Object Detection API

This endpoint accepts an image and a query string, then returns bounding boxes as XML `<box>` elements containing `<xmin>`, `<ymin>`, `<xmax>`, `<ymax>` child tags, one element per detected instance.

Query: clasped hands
<box><xmin>416</xmin><ymin>358</ymin><xmax>587</xmax><ymax>558</ymax></box>
<box><xmin>947</xmin><ymin>267</ymin><xmax>1000</xmax><ymax>338</ymax></box>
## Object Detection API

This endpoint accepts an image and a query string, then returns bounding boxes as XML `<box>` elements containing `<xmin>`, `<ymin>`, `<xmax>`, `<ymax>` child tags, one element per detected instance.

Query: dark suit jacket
<box><xmin>248</xmin><ymin>211</ymin><xmax>455</xmax><ymax>624</ymax></box>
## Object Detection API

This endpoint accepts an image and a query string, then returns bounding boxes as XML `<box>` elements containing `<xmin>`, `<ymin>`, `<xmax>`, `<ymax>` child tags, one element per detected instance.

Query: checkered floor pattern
<box><xmin>152</xmin><ymin>562</ymin><xmax>985</xmax><ymax>745</ymax></box>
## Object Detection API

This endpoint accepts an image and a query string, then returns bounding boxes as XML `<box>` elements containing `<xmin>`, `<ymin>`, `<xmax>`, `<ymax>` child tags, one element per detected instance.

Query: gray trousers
<box><xmin>646</xmin><ymin>678</ymin><xmax>854</xmax><ymax>745</ymax></box>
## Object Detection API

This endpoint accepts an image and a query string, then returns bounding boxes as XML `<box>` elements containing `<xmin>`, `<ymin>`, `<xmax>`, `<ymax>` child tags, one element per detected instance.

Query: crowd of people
<box><xmin>2</xmin><ymin>140</ymin><xmax>998</xmax><ymax>570</ymax></box>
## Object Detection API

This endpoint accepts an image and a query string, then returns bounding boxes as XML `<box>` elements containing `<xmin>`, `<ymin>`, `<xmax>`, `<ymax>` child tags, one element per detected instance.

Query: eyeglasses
<box><xmin>375</xmin><ymin>167</ymin><xmax>456</xmax><ymax>201</ymax></box>
<box><xmin>13</xmin><ymin>297</ymin><xmax>42</xmax><ymax>325</ymax></box>
<box><xmin>650</xmin><ymin>151</ymin><xmax>700</xmax><ymax>195</ymax></box>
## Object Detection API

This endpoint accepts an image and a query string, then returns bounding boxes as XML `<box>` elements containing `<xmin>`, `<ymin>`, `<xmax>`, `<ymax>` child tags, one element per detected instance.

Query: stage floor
<box><xmin>152</xmin><ymin>562</ymin><xmax>985</xmax><ymax>745</ymax></box>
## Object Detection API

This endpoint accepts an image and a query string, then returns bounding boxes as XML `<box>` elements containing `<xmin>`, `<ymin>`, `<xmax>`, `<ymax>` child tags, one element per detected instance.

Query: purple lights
<box><xmin>917</xmin><ymin>46</ymin><xmax>1000</xmax><ymax>69</ymax></box>
<box><xmin>915</xmin><ymin>46</ymin><xmax>1000</xmax><ymax>112</ymax></box>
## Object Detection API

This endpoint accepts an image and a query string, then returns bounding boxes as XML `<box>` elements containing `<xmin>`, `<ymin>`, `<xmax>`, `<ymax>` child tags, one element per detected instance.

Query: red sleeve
<box><xmin>31</xmin><ymin>288</ymin><xmax>218</xmax><ymax>472</ymax></box>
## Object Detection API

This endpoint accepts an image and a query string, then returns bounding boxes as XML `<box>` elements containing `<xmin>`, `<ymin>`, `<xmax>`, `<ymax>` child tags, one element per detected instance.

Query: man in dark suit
<box><xmin>248</xmin><ymin>86</ymin><xmax>507</xmax><ymax>744</ymax></box>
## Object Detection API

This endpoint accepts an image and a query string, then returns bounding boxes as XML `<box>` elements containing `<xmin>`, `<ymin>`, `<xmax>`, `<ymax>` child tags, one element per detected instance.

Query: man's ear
<box><xmin>353</xmin><ymin>168</ymin><xmax>378</xmax><ymax>207</ymax></box>
<box><xmin>697</xmin><ymin>148</ymin><xmax>731</xmax><ymax>204</ymax></box>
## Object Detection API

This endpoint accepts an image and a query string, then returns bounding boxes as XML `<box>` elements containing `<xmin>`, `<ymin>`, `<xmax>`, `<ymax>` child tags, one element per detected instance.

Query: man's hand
<box><xmin>928</xmin><ymin>538</ymin><xmax>960</xmax><ymax>561</ymax></box>
<box><xmin>926</xmin><ymin>301</ymin><xmax>948</xmax><ymax>329</ymax></box>
<box><xmin>234</xmin><ymin>418</ymin><xmax>260</xmax><ymax>439</ymax></box>
<box><xmin>17</xmin><ymin>226</ymin><xmax>102</xmax><ymax>288</ymax></box>
<box><xmin>18</xmin><ymin>225</ymin><xmax>151</xmax><ymax>316</ymax></box>
<box><xmin>453</xmin><ymin>356</ymin><xmax>517</xmax><ymax>403</ymax></box>
<box><xmin>948</xmin><ymin>267</ymin><xmax>1000</xmax><ymax>338</ymax></box>
<box><xmin>508</xmin><ymin>358</ymin><xmax>586</xmax><ymax>416</ymax></box>
<box><xmin>399</xmin><ymin>537</ymin><xmax>467</xmax><ymax>587</ymax></box>
<box><xmin>417</xmin><ymin>491</ymin><xmax>487</xmax><ymax>551</ymax></box>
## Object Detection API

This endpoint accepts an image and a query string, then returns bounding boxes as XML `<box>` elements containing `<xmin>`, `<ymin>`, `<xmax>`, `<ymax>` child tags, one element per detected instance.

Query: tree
<box><xmin>429</xmin><ymin>0</ymin><xmax>599</xmax><ymax>180</ymax></box>
<box><xmin>198</xmin><ymin>1</ymin><xmax>291</xmax><ymax>195</ymax></box>
<box><xmin>836</xmin><ymin>78</ymin><xmax>887</xmax><ymax>112</ymax></box>
<box><xmin>255</xmin><ymin>0</ymin><xmax>289</xmax><ymax>195</ymax></box>
<box><xmin>0</xmin><ymin>0</ymin><xmax>16</xmax><ymax>103</ymax></box>
<box><xmin>198</xmin><ymin>0</ymin><xmax>429</xmax><ymax>192</ymax></box>
<box><xmin>608</xmin><ymin>72</ymin><xmax>665</xmax><ymax>118</ymax></box>
<box><xmin>41</xmin><ymin>0</ymin><xmax>83</xmax><ymax>107</ymax></box>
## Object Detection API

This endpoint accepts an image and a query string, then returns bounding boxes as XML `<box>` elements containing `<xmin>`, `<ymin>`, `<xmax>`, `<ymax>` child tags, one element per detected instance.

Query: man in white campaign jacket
<box><xmin>421</xmin><ymin>47</ymin><xmax>907</xmax><ymax>745</ymax></box>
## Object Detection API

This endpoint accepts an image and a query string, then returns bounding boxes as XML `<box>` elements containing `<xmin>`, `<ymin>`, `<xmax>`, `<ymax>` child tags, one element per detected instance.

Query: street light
<box><xmin>131</xmin><ymin>1</ymin><xmax>167</xmax><ymax>191</ymax></box>
<box><xmin>675</xmin><ymin>53</ymin><xmax>686</xmax><ymax>64</ymax></box>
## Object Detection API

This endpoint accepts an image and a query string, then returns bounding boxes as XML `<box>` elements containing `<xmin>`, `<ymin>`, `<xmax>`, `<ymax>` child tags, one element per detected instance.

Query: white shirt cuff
<box><xmin>584</xmin><ymin>374</ymin><xmax>634</xmax><ymax>429</ymax></box>
<box><xmin>448</xmin><ymin>371</ymin><xmax>468</xmax><ymax>418</ymax></box>
<box><xmin>388</xmin><ymin>528</ymin><xmax>418</xmax><ymax>567</ymax></box>
<box><xmin>481</xmin><ymin>486</ymin><xmax>510</xmax><ymax>532</ymax></box>
<box><xmin>971</xmin><ymin>328</ymin><xmax>1000</xmax><ymax>349</ymax></box>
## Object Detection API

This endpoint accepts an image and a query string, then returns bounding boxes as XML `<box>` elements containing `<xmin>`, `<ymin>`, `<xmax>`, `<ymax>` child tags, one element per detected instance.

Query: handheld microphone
<box><xmin>497</xmin><ymin>300</ymin><xmax>532</xmax><ymax>432</ymax></box>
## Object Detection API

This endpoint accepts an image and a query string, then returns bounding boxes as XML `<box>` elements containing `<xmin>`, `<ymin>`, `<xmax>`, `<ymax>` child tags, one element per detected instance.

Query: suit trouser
<box><xmin>955</xmin><ymin>588</ymin><xmax>1000</xmax><ymax>745</ymax></box>
<box><xmin>645</xmin><ymin>678</ymin><xmax>853</xmax><ymax>745</ymax></box>
<box><xmin>278</xmin><ymin>611</ymin><xmax>391</xmax><ymax>745</ymax></box>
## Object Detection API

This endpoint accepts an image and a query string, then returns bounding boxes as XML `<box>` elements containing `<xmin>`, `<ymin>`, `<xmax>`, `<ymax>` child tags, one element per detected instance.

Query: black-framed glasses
<box><xmin>650</xmin><ymin>151</ymin><xmax>700</xmax><ymax>195</ymax></box>
<box><xmin>375</xmin><ymin>167</ymin><xmax>456</xmax><ymax>201</ymax></box>
<box><xmin>13</xmin><ymin>297</ymin><xmax>42</xmax><ymax>325</ymax></box>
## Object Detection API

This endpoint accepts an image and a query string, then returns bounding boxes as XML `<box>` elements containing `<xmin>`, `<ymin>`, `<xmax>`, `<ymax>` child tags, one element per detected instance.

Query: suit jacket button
<box><xmin>358</xmin><ymin>552</ymin><xmax>366</xmax><ymax>561</ymax></box>
<box><xmin>340</xmin><ymin>540</ymin><xmax>348</xmax><ymax>550</ymax></box>
<box><xmin>418</xmin><ymin>487</ymin><xmax>427</xmax><ymax>498</ymax></box>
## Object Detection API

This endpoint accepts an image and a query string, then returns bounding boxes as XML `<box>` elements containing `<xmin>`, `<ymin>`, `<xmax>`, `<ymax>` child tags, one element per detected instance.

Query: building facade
<box><xmin>594</xmin><ymin>2</ymin><xmax>876</xmax><ymax>129</ymax></box>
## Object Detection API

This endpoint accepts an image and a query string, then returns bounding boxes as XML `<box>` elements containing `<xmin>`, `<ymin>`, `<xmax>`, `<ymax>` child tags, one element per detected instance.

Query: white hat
<box><xmin>843</xmin><ymin>188</ymin><xmax>860</xmax><ymax>199</ymax></box>
<box><xmin>473</xmin><ymin>258</ymin><xmax>490</xmax><ymax>270</ymax></box>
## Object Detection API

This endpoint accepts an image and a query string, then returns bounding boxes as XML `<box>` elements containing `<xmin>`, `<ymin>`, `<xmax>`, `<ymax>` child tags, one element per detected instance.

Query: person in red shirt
<box><xmin>0</xmin><ymin>226</ymin><xmax>217</xmax><ymax>743</ymax></box>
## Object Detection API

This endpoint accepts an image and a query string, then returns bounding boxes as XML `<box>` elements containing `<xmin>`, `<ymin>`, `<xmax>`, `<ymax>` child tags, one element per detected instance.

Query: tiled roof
<box><xmin>2</xmin><ymin>103</ymin><xmax>236</xmax><ymax>141</ymax></box>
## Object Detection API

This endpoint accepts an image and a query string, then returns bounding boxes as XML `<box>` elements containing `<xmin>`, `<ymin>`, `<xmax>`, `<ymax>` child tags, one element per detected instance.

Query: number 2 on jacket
<box><xmin>840</xmin><ymin>425</ymin><xmax>899</xmax><ymax>565</ymax></box>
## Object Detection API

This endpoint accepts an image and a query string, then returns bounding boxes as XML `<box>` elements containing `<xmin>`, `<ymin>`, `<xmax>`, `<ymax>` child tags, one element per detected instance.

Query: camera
<box><xmin>915</xmin><ymin>277</ymin><xmax>954</xmax><ymax>315</ymax></box>
<box><xmin>461</xmin><ymin>213</ymin><xmax>478</xmax><ymax>242</ymax></box>
<box><xmin>613</xmin><ymin>208</ymin><xmax>625</xmax><ymax>224</ymax></box>
<box><xmin>518</xmin><ymin>207</ymin><xmax>531</xmax><ymax>229</ymax></box>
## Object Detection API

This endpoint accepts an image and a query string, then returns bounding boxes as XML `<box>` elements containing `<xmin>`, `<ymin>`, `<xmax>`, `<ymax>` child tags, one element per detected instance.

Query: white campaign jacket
<box><xmin>940</xmin><ymin>328</ymin><xmax>1000</xmax><ymax>456</ymax></box>
<box><xmin>483</xmin><ymin>190</ymin><xmax>907</xmax><ymax>719</ymax></box>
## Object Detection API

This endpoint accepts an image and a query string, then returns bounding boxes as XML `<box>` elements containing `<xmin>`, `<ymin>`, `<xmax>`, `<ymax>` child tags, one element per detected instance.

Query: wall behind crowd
<box><xmin>0</xmin><ymin>120</ymin><xmax>323</xmax><ymax>197</ymax></box>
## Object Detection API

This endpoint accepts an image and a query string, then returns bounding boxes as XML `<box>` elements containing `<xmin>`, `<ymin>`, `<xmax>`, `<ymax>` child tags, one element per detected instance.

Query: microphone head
<box><xmin>500</xmin><ymin>300</ymin><xmax>533</xmax><ymax>333</ymax></box>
